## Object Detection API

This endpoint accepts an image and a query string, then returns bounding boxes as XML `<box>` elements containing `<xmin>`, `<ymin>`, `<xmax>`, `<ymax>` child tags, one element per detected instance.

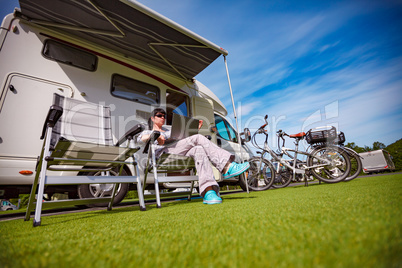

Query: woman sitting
<box><xmin>138</xmin><ymin>108</ymin><xmax>250</xmax><ymax>205</ymax></box>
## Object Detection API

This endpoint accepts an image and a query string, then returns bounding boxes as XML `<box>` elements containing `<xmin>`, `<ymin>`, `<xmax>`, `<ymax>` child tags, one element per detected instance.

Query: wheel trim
<box><xmin>87</xmin><ymin>170</ymin><xmax>122</xmax><ymax>198</ymax></box>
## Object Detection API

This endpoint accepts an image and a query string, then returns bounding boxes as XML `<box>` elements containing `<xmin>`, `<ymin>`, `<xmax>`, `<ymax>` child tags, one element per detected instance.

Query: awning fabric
<box><xmin>17</xmin><ymin>0</ymin><xmax>228</xmax><ymax>80</ymax></box>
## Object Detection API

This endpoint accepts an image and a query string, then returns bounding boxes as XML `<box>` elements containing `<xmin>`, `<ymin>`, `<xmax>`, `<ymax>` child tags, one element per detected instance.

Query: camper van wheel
<box><xmin>77</xmin><ymin>168</ymin><xmax>130</xmax><ymax>207</ymax></box>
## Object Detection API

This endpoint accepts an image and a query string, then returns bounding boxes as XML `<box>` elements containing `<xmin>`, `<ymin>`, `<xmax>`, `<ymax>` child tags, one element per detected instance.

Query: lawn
<box><xmin>1</xmin><ymin>174</ymin><xmax>401</xmax><ymax>268</ymax></box>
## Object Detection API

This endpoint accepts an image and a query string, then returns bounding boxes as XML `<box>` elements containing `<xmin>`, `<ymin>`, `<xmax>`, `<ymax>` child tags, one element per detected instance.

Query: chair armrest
<box><xmin>115</xmin><ymin>124</ymin><xmax>144</xmax><ymax>146</ymax></box>
<box><xmin>40</xmin><ymin>105</ymin><xmax>63</xmax><ymax>140</ymax></box>
<box><xmin>143</xmin><ymin>131</ymin><xmax>161</xmax><ymax>154</ymax></box>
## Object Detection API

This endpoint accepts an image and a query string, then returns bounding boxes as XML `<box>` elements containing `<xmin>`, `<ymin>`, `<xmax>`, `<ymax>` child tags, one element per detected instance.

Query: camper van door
<box><xmin>0</xmin><ymin>74</ymin><xmax>73</xmax><ymax>184</ymax></box>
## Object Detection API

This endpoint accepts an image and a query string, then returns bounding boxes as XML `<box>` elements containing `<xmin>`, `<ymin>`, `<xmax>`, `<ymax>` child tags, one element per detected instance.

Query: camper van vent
<box><xmin>136</xmin><ymin>110</ymin><xmax>151</xmax><ymax>122</ymax></box>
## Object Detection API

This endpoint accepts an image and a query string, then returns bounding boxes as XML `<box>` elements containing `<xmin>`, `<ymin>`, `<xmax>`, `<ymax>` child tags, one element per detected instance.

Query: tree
<box><xmin>372</xmin><ymin>141</ymin><xmax>386</xmax><ymax>150</ymax></box>
<box><xmin>386</xmin><ymin>139</ymin><xmax>402</xmax><ymax>171</ymax></box>
<box><xmin>345</xmin><ymin>142</ymin><xmax>365</xmax><ymax>153</ymax></box>
<box><xmin>363</xmin><ymin>145</ymin><xmax>372</xmax><ymax>152</ymax></box>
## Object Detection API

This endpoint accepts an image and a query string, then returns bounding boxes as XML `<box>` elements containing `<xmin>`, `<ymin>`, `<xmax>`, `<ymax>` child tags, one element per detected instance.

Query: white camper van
<box><xmin>0</xmin><ymin>0</ymin><xmax>253</xmax><ymax>203</ymax></box>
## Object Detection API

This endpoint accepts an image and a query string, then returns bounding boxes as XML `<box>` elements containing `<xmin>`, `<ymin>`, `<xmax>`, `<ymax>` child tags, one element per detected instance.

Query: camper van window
<box><xmin>166</xmin><ymin>89</ymin><xmax>189</xmax><ymax>124</ymax></box>
<box><xmin>42</xmin><ymin>40</ymin><xmax>97</xmax><ymax>71</ymax></box>
<box><xmin>214</xmin><ymin>114</ymin><xmax>238</xmax><ymax>143</ymax></box>
<box><xmin>111</xmin><ymin>75</ymin><xmax>160</xmax><ymax>105</ymax></box>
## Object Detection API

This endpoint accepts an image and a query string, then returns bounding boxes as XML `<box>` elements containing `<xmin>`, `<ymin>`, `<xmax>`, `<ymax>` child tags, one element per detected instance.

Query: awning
<box><xmin>17</xmin><ymin>0</ymin><xmax>228</xmax><ymax>81</ymax></box>
<box><xmin>17</xmin><ymin>0</ymin><xmax>249</xmax><ymax>192</ymax></box>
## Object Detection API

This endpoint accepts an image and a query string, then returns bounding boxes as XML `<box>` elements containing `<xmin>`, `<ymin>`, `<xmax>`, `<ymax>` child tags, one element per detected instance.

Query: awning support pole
<box><xmin>224</xmin><ymin>55</ymin><xmax>249</xmax><ymax>194</ymax></box>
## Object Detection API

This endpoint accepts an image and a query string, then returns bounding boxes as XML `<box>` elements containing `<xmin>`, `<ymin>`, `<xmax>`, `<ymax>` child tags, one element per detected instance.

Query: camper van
<box><xmin>0</xmin><ymin>0</ymin><xmax>253</xmax><ymax>203</ymax></box>
<box><xmin>359</xmin><ymin>149</ymin><xmax>395</xmax><ymax>174</ymax></box>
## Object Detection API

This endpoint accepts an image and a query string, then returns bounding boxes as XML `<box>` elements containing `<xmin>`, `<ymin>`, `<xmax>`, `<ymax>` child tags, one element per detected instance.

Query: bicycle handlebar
<box><xmin>276</xmin><ymin>129</ymin><xmax>289</xmax><ymax>137</ymax></box>
<box><xmin>251</xmin><ymin>115</ymin><xmax>292</xmax><ymax>153</ymax></box>
<box><xmin>257</xmin><ymin>115</ymin><xmax>269</xmax><ymax>131</ymax></box>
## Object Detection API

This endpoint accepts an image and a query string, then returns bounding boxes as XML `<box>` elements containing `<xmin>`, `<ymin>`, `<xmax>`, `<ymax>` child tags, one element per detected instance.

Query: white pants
<box><xmin>162</xmin><ymin>134</ymin><xmax>233</xmax><ymax>196</ymax></box>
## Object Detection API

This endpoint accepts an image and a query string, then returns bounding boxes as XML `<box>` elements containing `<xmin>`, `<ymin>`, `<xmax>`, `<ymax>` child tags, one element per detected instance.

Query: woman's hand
<box><xmin>157</xmin><ymin>135</ymin><xmax>166</xmax><ymax>145</ymax></box>
<box><xmin>141</xmin><ymin>133</ymin><xmax>165</xmax><ymax>145</ymax></box>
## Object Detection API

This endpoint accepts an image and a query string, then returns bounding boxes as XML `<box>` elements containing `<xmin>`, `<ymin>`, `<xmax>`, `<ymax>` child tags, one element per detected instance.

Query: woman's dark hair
<box><xmin>152</xmin><ymin>108</ymin><xmax>166</xmax><ymax>117</ymax></box>
<box><xmin>148</xmin><ymin>108</ymin><xmax>166</xmax><ymax>130</ymax></box>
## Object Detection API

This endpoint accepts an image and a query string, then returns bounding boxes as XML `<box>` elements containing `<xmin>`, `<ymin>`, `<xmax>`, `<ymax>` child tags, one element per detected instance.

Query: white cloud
<box><xmin>138</xmin><ymin>0</ymin><xmax>402</xmax><ymax>147</ymax></box>
<box><xmin>235</xmin><ymin>56</ymin><xmax>402</xmax><ymax>147</ymax></box>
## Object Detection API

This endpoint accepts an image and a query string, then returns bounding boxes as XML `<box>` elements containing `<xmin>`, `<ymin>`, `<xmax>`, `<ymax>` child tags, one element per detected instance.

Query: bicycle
<box><xmin>311</xmin><ymin>131</ymin><xmax>363</xmax><ymax>182</ymax></box>
<box><xmin>245</xmin><ymin>115</ymin><xmax>351</xmax><ymax>190</ymax></box>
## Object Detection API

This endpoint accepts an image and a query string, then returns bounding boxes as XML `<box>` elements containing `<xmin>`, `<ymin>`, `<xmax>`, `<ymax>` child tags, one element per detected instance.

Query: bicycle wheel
<box><xmin>242</xmin><ymin>157</ymin><xmax>275</xmax><ymax>191</ymax></box>
<box><xmin>307</xmin><ymin>145</ymin><xmax>351</xmax><ymax>183</ymax></box>
<box><xmin>343</xmin><ymin>147</ymin><xmax>363</xmax><ymax>181</ymax></box>
<box><xmin>271</xmin><ymin>162</ymin><xmax>292</xmax><ymax>188</ymax></box>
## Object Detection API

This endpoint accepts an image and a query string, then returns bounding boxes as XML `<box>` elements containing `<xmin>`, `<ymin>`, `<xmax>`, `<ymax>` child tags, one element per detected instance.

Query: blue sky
<box><xmin>1</xmin><ymin>0</ymin><xmax>401</xmax><ymax>149</ymax></box>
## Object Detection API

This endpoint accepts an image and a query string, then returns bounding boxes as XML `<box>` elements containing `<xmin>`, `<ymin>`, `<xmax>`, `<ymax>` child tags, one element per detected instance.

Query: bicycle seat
<box><xmin>289</xmin><ymin>132</ymin><xmax>306</xmax><ymax>139</ymax></box>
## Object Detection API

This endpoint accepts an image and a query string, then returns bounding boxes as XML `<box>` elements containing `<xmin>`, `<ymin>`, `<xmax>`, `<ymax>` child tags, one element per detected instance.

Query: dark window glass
<box><xmin>111</xmin><ymin>75</ymin><xmax>160</xmax><ymax>105</ymax></box>
<box><xmin>42</xmin><ymin>40</ymin><xmax>97</xmax><ymax>71</ymax></box>
<box><xmin>214</xmin><ymin>114</ymin><xmax>238</xmax><ymax>142</ymax></box>
<box><xmin>166</xmin><ymin>89</ymin><xmax>189</xmax><ymax>124</ymax></box>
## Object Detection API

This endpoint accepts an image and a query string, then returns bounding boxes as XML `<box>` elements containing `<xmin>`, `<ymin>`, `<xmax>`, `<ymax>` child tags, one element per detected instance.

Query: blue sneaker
<box><xmin>223</xmin><ymin>162</ymin><xmax>250</xmax><ymax>179</ymax></box>
<box><xmin>203</xmin><ymin>190</ymin><xmax>222</xmax><ymax>205</ymax></box>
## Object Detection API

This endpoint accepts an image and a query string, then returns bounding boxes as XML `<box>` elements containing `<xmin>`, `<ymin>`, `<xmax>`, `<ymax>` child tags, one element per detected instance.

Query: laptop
<box><xmin>165</xmin><ymin>113</ymin><xmax>199</xmax><ymax>144</ymax></box>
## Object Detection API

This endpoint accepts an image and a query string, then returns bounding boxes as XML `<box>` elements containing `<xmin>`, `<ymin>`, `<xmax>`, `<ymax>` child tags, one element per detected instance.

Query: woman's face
<box><xmin>152</xmin><ymin>112</ymin><xmax>166</xmax><ymax>127</ymax></box>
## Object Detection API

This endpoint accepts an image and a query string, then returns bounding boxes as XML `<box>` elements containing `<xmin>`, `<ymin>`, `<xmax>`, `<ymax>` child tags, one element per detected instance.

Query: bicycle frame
<box><xmin>254</xmin><ymin>130</ymin><xmax>333</xmax><ymax>182</ymax></box>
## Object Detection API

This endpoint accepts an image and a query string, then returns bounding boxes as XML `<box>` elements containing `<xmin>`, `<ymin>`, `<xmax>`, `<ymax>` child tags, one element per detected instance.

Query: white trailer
<box><xmin>359</xmin><ymin>149</ymin><xmax>395</xmax><ymax>174</ymax></box>
<box><xmin>0</xmin><ymin>0</ymin><xmax>253</xmax><ymax>202</ymax></box>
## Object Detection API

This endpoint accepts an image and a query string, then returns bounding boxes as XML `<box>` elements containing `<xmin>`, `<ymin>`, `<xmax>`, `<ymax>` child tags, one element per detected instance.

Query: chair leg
<box><xmin>104</xmin><ymin>171</ymin><xmax>116</xmax><ymax>211</ymax></box>
<box><xmin>136</xmin><ymin>180</ymin><xmax>146</xmax><ymax>211</ymax></box>
<box><xmin>25</xmin><ymin>143</ymin><xmax>47</xmax><ymax>221</ymax></box>
<box><xmin>33</xmin><ymin>162</ymin><xmax>48</xmax><ymax>227</ymax></box>
<box><xmin>25</xmin><ymin>169</ymin><xmax>41</xmax><ymax>221</ymax></box>
<box><xmin>150</xmin><ymin>145</ymin><xmax>162</xmax><ymax>208</ymax></box>
<box><xmin>33</xmin><ymin>127</ymin><xmax>53</xmax><ymax>227</ymax></box>
<box><xmin>143</xmin><ymin>168</ymin><xmax>149</xmax><ymax>196</ymax></box>
<box><xmin>188</xmin><ymin>181</ymin><xmax>194</xmax><ymax>201</ymax></box>
<box><xmin>107</xmin><ymin>184</ymin><xmax>117</xmax><ymax>211</ymax></box>
<box><xmin>187</xmin><ymin>169</ymin><xmax>196</xmax><ymax>201</ymax></box>
<box><xmin>134</xmin><ymin>164</ymin><xmax>146</xmax><ymax>211</ymax></box>
<box><xmin>142</xmin><ymin>150</ymin><xmax>152</xmax><ymax>195</ymax></box>
<box><xmin>154</xmin><ymin>174</ymin><xmax>161</xmax><ymax>208</ymax></box>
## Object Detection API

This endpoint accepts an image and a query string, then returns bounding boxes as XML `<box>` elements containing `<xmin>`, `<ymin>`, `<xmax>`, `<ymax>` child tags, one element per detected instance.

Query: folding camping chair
<box><xmin>25</xmin><ymin>94</ymin><xmax>146</xmax><ymax>227</ymax></box>
<box><xmin>142</xmin><ymin>130</ymin><xmax>198</xmax><ymax>208</ymax></box>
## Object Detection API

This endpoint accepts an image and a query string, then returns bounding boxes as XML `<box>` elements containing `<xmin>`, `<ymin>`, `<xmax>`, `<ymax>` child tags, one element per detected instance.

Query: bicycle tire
<box><xmin>241</xmin><ymin>157</ymin><xmax>275</xmax><ymax>191</ymax></box>
<box><xmin>343</xmin><ymin>147</ymin><xmax>363</xmax><ymax>181</ymax></box>
<box><xmin>307</xmin><ymin>145</ymin><xmax>351</xmax><ymax>183</ymax></box>
<box><xmin>271</xmin><ymin>162</ymin><xmax>292</xmax><ymax>188</ymax></box>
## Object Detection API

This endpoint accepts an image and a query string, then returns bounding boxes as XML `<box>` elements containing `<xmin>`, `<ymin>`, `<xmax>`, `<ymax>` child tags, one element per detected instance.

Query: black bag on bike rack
<box><xmin>305</xmin><ymin>126</ymin><xmax>337</xmax><ymax>144</ymax></box>
<box><xmin>334</xmin><ymin>131</ymin><xmax>345</xmax><ymax>145</ymax></box>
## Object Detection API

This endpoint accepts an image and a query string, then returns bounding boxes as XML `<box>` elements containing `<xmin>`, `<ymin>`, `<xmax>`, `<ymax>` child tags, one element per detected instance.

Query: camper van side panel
<box><xmin>0</xmin><ymin>18</ymin><xmax>192</xmax><ymax>192</ymax></box>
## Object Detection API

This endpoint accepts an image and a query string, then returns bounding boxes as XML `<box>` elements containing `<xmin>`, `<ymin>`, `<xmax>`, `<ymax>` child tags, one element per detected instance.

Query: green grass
<box><xmin>1</xmin><ymin>174</ymin><xmax>401</xmax><ymax>268</ymax></box>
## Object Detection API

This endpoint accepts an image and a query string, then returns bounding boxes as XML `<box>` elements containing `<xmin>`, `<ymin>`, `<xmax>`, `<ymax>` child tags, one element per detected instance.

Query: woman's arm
<box><xmin>141</xmin><ymin>134</ymin><xmax>151</xmax><ymax>143</ymax></box>
<box><xmin>139</xmin><ymin>130</ymin><xmax>166</xmax><ymax>145</ymax></box>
